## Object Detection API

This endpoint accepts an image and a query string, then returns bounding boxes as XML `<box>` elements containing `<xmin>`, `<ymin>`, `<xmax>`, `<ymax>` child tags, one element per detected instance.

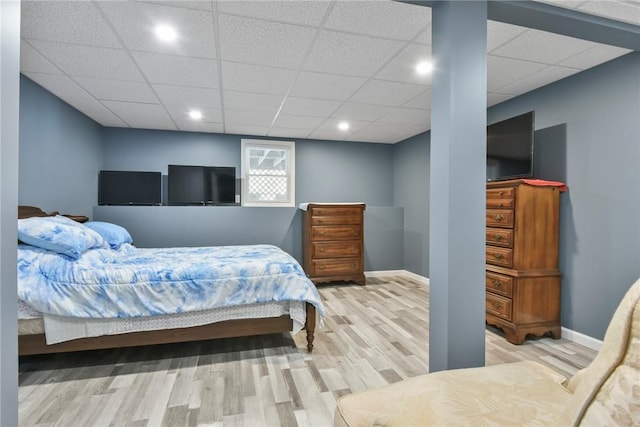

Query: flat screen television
<box><xmin>168</xmin><ymin>165</ymin><xmax>236</xmax><ymax>205</ymax></box>
<box><xmin>486</xmin><ymin>111</ymin><xmax>535</xmax><ymax>181</ymax></box>
<box><xmin>98</xmin><ymin>171</ymin><xmax>162</xmax><ymax>205</ymax></box>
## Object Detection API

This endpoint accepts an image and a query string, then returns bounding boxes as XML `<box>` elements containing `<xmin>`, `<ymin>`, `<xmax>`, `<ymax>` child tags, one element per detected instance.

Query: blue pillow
<box><xmin>84</xmin><ymin>221</ymin><xmax>133</xmax><ymax>249</ymax></box>
<box><xmin>18</xmin><ymin>215</ymin><xmax>108</xmax><ymax>259</ymax></box>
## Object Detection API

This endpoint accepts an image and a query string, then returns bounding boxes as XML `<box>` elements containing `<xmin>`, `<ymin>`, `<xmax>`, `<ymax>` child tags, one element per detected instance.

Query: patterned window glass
<box><xmin>241</xmin><ymin>140</ymin><xmax>295</xmax><ymax>207</ymax></box>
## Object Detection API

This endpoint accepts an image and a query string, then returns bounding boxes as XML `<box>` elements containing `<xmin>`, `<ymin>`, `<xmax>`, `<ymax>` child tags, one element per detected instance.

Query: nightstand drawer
<box><xmin>486</xmin><ymin>209</ymin><xmax>514</xmax><ymax>228</ymax></box>
<box><xmin>310</xmin><ymin>214</ymin><xmax>361</xmax><ymax>225</ymax></box>
<box><xmin>485</xmin><ymin>272</ymin><xmax>513</xmax><ymax>298</ymax></box>
<box><xmin>312</xmin><ymin>258</ymin><xmax>361</xmax><ymax>276</ymax></box>
<box><xmin>309</xmin><ymin>206</ymin><xmax>364</xmax><ymax>218</ymax></box>
<box><xmin>486</xmin><ymin>246</ymin><xmax>513</xmax><ymax>268</ymax></box>
<box><xmin>311</xmin><ymin>225</ymin><xmax>361</xmax><ymax>240</ymax></box>
<box><xmin>486</xmin><ymin>227</ymin><xmax>513</xmax><ymax>247</ymax></box>
<box><xmin>486</xmin><ymin>187</ymin><xmax>515</xmax><ymax>208</ymax></box>
<box><xmin>312</xmin><ymin>241</ymin><xmax>361</xmax><ymax>258</ymax></box>
<box><xmin>486</xmin><ymin>293</ymin><xmax>512</xmax><ymax>321</ymax></box>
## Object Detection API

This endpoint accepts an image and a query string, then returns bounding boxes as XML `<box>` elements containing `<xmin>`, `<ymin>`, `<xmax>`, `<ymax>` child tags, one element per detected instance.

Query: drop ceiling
<box><xmin>20</xmin><ymin>0</ymin><xmax>638</xmax><ymax>144</ymax></box>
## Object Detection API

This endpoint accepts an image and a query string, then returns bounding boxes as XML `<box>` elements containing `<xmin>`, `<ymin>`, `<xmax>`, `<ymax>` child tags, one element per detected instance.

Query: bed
<box><xmin>17</xmin><ymin>206</ymin><xmax>325</xmax><ymax>356</ymax></box>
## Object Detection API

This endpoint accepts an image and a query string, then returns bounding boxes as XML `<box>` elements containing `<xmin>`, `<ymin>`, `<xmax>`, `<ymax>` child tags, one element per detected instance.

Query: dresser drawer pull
<box><xmin>491</xmin><ymin>301</ymin><xmax>502</xmax><ymax>310</ymax></box>
<box><xmin>494</xmin><ymin>214</ymin><xmax>505</xmax><ymax>222</ymax></box>
<box><xmin>351</xmin><ymin>230</ymin><xmax>357</xmax><ymax>235</ymax></box>
<box><xmin>499</xmin><ymin>191</ymin><xmax>504</xmax><ymax>197</ymax></box>
<box><xmin>348</xmin><ymin>246</ymin><xmax>354</xmax><ymax>250</ymax></box>
<box><xmin>495</xmin><ymin>234</ymin><xmax>503</xmax><ymax>241</ymax></box>
<box><xmin>318</xmin><ymin>230</ymin><xmax>325</xmax><ymax>235</ymax></box>
<box><xmin>491</xmin><ymin>279</ymin><xmax>503</xmax><ymax>288</ymax></box>
<box><xmin>493</xmin><ymin>253</ymin><xmax>504</xmax><ymax>260</ymax></box>
<box><xmin>351</xmin><ymin>264</ymin><xmax>355</xmax><ymax>268</ymax></box>
<box><xmin>319</xmin><ymin>247</ymin><xmax>325</xmax><ymax>252</ymax></box>
<box><xmin>319</xmin><ymin>266</ymin><xmax>325</xmax><ymax>270</ymax></box>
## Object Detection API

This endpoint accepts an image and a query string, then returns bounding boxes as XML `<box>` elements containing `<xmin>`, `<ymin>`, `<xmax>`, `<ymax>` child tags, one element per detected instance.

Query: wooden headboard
<box><xmin>18</xmin><ymin>205</ymin><xmax>56</xmax><ymax>219</ymax></box>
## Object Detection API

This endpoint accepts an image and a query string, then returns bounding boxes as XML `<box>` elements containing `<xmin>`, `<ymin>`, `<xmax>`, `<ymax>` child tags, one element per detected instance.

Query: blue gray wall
<box><xmin>19</xmin><ymin>76</ymin><xmax>103</xmax><ymax>217</ymax></box>
<box><xmin>489</xmin><ymin>52</ymin><xmax>640</xmax><ymax>340</ymax></box>
<box><xmin>98</xmin><ymin>127</ymin><xmax>402</xmax><ymax>268</ymax></box>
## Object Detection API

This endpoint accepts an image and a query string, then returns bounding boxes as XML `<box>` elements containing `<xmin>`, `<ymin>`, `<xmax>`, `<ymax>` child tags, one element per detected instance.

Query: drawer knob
<box><xmin>319</xmin><ymin>266</ymin><xmax>325</xmax><ymax>270</ymax></box>
<box><xmin>494</xmin><ymin>214</ymin><xmax>504</xmax><ymax>222</ymax></box>
<box><xmin>350</xmin><ymin>230</ymin><xmax>356</xmax><ymax>235</ymax></box>
<box><xmin>491</xmin><ymin>301</ymin><xmax>502</xmax><ymax>310</ymax></box>
<box><xmin>318</xmin><ymin>230</ymin><xmax>325</xmax><ymax>235</ymax></box>
<box><xmin>493</xmin><ymin>253</ymin><xmax>504</xmax><ymax>260</ymax></box>
<box><xmin>492</xmin><ymin>279</ymin><xmax>503</xmax><ymax>288</ymax></box>
<box><xmin>499</xmin><ymin>191</ymin><xmax>504</xmax><ymax>196</ymax></box>
<box><xmin>319</xmin><ymin>247</ymin><xmax>325</xmax><ymax>252</ymax></box>
<box><xmin>495</xmin><ymin>234</ymin><xmax>503</xmax><ymax>241</ymax></box>
<box><xmin>351</xmin><ymin>264</ymin><xmax>355</xmax><ymax>268</ymax></box>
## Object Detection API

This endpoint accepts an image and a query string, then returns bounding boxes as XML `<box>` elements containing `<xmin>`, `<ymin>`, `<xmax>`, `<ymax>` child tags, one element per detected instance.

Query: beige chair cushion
<box><xmin>560</xmin><ymin>278</ymin><xmax>640</xmax><ymax>426</ymax></box>
<box><xmin>335</xmin><ymin>360</ymin><xmax>570</xmax><ymax>427</ymax></box>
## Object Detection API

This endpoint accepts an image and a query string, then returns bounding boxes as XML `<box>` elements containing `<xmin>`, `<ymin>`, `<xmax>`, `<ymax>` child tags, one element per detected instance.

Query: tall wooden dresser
<box><xmin>485</xmin><ymin>180</ymin><xmax>563</xmax><ymax>344</ymax></box>
<box><xmin>301</xmin><ymin>203</ymin><xmax>366</xmax><ymax>286</ymax></box>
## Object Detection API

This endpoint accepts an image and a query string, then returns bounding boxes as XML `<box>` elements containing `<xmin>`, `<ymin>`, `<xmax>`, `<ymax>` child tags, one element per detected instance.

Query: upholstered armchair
<box><xmin>334</xmin><ymin>278</ymin><xmax>640</xmax><ymax>426</ymax></box>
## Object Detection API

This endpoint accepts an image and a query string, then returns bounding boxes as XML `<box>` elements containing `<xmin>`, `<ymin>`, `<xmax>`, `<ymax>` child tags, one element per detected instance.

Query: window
<box><xmin>241</xmin><ymin>139</ymin><xmax>295</xmax><ymax>207</ymax></box>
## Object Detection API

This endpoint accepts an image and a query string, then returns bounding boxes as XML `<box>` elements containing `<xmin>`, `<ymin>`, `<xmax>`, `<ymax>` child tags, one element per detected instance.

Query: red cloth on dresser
<box><xmin>521</xmin><ymin>179</ymin><xmax>568</xmax><ymax>192</ymax></box>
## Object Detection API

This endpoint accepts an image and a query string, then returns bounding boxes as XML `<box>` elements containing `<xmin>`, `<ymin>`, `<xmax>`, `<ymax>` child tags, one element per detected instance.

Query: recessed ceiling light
<box><xmin>189</xmin><ymin>110</ymin><xmax>202</xmax><ymax>120</ymax></box>
<box><xmin>338</xmin><ymin>121</ymin><xmax>350</xmax><ymax>131</ymax></box>
<box><xmin>155</xmin><ymin>24</ymin><xmax>177</xmax><ymax>42</ymax></box>
<box><xmin>416</xmin><ymin>60</ymin><xmax>433</xmax><ymax>75</ymax></box>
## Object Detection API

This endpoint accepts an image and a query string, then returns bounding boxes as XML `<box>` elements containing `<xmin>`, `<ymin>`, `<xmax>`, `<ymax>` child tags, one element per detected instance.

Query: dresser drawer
<box><xmin>311</xmin><ymin>225</ymin><xmax>361</xmax><ymax>240</ymax></box>
<box><xmin>485</xmin><ymin>272</ymin><xmax>513</xmax><ymax>298</ymax></box>
<box><xmin>486</xmin><ymin>293</ymin><xmax>512</xmax><ymax>321</ymax></box>
<box><xmin>486</xmin><ymin>187</ymin><xmax>515</xmax><ymax>208</ymax></box>
<box><xmin>311</xmin><ymin>258</ymin><xmax>361</xmax><ymax>276</ymax></box>
<box><xmin>310</xmin><ymin>214</ymin><xmax>361</xmax><ymax>225</ymax></box>
<box><xmin>312</xmin><ymin>241</ymin><xmax>361</xmax><ymax>258</ymax></box>
<box><xmin>486</xmin><ymin>227</ymin><xmax>513</xmax><ymax>247</ymax></box>
<box><xmin>309</xmin><ymin>206</ymin><xmax>363</xmax><ymax>218</ymax></box>
<box><xmin>486</xmin><ymin>246</ymin><xmax>513</xmax><ymax>268</ymax></box>
<box><xmin>486</xmin><ymin>209</ymin><xmax>514</xmax><ymax>228</ymax></box>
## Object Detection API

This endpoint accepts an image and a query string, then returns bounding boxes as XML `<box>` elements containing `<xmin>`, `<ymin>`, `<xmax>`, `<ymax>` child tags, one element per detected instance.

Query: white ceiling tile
<box><xmin>487</xmin><ymin>20</ymin><xmax>528</xmax><ymax>52</ymax></box>
<box><xmin>268</xmin><ymin>127</ymin><xmax>311</xmax><ymax>139</ymax></box>
<box><xmin>487</xmin><ymin>56</ymin><xmax>549</xmax><ymax>92</ymax></box>
<box><xmin>135</xmin><ymin>1</ymin><xmax>213</xmax><ymax>12</ymax></box>
<box><xmin>218</xmin><ymin>14</ymin><xmax>316</xmax><ymax>68</ymax></box>
<box><xmin>133</xmin><ymin>52</ymin><xmax>218</xmax><ymax>87</ymax></box>
<box><xmin>331</xmin><ymin>102</ymin><xmax>395</xmax><ymax>122</ymax></box>
<box><xmin>496</xmin><ymin>65</ymin><xmax>581</xmax><ymax>95</ymax></box>
<box><xmin>487</xmin><ymin>92</ymin><xmax>516</xmax><ymax>107</ymax></box>
<box><xmin>223</xmin><ymin>91</ymin><xmax>283</xmax><ymax>114</ymax></box>
<box><xmin>28</xmin><ymin>40</ymin><xmax>145</xmax><ymax>82</ymax></box>
<box><xmin>316</xmin><ymin>118</ymin><xmax>372</xmax><ymax>133</ymax></box>
<box><xmin>175</xmin><ymin>121</ymin><xmax>224</xmax><ymax>134</ymax></box>
<box><xmin>307</xmin><ymin>129</ymin><xmax>350</xmax><ymax>141</ymax></box>
<box><xmin>557</xmin><ymin>44</ymin><xmax>632</xmax><ymax>69</ymax></box>
<box><xmin>221</xmin><ymin>62</ymin><xmax>298</xmax><ymax>95</ymax></box>
<box><xmin>100</xmin><ymin>1</ymin><xmax>216</xmax><ymax>58</ymax></box>
<box><xmin>224</xmin><ymin>110</ymin><xmax>275</xmax><ymax>126</ymax></box>
<box><xmin>217</xmin><ymin>1</ymin><xmax>330</xmax><ymax>26</ymax></box>
<box><xmin>21</xmin><ymin>1</ymin><xmax>121</xmax><ymax>48</ymax></box>
<box><xmin>76</xmin><ymin>77</ymin><xmax>159</xmax><ymax>103</ymax></box>
<box><xmin>350</xmin><ymin>121</ymin><xmax>410</xmax><ymax>139</ymax></box>
<box><xmin>349</xmin><ymin>80</ymin><xmax>426</xmax><ymax>107</ymax></box>
<box><xmin>402</xmin><ymin>89</ymin><xmax>431</xmax><ymax>110</ymax></box>
<box><xmin>272</xmin><ymin>114</ymin><xmax>325</xmax><ymax>130</ymax></box>
<box><xmin>290</xmin><ymin>71</ymin><xmax>366</xmax><ymax>101</ymax></box>
<box><xmin>303</xmin><ymin>30</ymin><xmax>405</xmax><ymax>77</ymax></box>
<box><xmin>153</xmin><ymin>84</ymin><xmax>221</xmax><ymax>109</ymax></box>
<box><xmin>102</xmin><ymin>101</ymin><xmax>177</xmax><ymax>130</ymax></box>
<box><xmin>24</xmin><ymin>73</ymin><xmax>91</xmax><ymax>99</ymax></box>
<box><xmin>20</xmin><ymin>41</ymin><xmax>62</xmax><ymax>74</ymax></box>
<box><xmin>165</xmin><ymin>104</ymin><xmax>222</xmax><ymax>124</ymax></box>
<box><xmin>579</xmin><ymin>0</ymin><xmax>640</xmax><ymax>25</ymax></box>
<box><xmin>378</xmin><ymin>108</ymin><xmax>429</xmax><ymax>125</ymax></box>
<box><xmin>412</xmin><ymin>26</ymin><xmax>431</xmax><ymax>45</ymax></box>
<box><xmin>225</xmin><ymin>124</ymin><xmax>270</xmax><ymax>136</ymax></box>
<box><xmin>279</xmin><ymin>97</ymin><xmax>342</xmax><ymax>117</ymax></box>
<box><xmin>492</xmin><ymin>28</ymin><xmax>596</xmax><ymax>64</ymax></box>
<box><xmin>374</xmin><ymin>43</ymin><xmax>432</xmax><ymax>85</ymax></box>
<box><xmin>324</xmin><ymin>1</ymin><xmax>430</xmax><ymax>41</ymax></box>
<box><xmin>62</xmin><ymin>96</ymin><xmax>128</xmax><ymax>127</ymax></box>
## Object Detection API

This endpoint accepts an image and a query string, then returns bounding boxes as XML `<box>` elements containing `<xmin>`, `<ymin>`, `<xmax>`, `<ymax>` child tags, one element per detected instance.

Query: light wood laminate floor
<box><xmin>18</xmin><ymin>275</ymin><xmax>597</xmax><ymax>426</ymax></box>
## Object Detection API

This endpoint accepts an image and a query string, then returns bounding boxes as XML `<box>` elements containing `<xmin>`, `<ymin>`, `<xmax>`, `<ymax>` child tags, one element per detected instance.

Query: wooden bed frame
<box><xmin>17</xmin><ymin>206</ymin><xmax>317</xmax><ymax>356</ymax></box>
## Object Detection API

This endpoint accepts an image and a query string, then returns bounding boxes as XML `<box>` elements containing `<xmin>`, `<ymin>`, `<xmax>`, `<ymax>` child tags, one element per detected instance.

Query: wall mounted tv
<box><xmin>98</xmin><ymin>170</ymin><xmax>162</xmax><ymax>205</ymax></box>
<box><xmin>168</xmin><ymin>165</ymin><xmax>236</xmax><ymax>205</ymax></box>
<box><xmin>487</xmin><ymin>111</ymin><xmax>535</xmax><ymax>181</ymax></box>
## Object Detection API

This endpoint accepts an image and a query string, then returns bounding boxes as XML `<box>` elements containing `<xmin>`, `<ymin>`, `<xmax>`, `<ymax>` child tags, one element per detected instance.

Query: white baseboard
<box><xmin>365</xmin><ymin>270</ymin><xmax>602</xmax><ymax>351</ymax></box>
<box><xmin>561</xmin><ymin>327</ymin><xmax>603</xmax><ymax>351</ymax></box>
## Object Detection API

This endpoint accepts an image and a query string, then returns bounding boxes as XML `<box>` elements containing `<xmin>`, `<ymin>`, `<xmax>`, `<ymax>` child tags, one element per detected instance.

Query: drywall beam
<box><xmin>428</xmin><ymin>0</ymin><xmax>487</xmax><ymax>372</ymax></box>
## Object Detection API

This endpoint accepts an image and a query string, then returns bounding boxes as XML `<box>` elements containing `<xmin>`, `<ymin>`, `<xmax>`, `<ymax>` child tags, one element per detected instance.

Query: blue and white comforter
<box><xmin>18</xmin><ymin>243</ymin><xmax>325</xmax><ymax>320</ymax></box>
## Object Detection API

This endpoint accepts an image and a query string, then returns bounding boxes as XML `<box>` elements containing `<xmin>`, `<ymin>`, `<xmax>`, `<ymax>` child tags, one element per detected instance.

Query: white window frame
<box><xmin>241</xmin><ymin>139</ymin><xmax>295</xmax><ymax>207</ymax></box>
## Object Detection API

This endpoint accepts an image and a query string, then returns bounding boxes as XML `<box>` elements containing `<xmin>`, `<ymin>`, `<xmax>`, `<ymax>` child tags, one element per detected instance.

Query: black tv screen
<box><xmin>168</xmin><ymin>165</ymin><xmax>236</xmax><ymax>205</ymax></box>
<box><xmin>487</xmin><ymin>111</ymin><xmax>535</xmax><ymax>181</ymax></box>
<box><xmin>98</xmin><ymin>171</ymin><xmax>162</xmax><ymax>205</ymax></box>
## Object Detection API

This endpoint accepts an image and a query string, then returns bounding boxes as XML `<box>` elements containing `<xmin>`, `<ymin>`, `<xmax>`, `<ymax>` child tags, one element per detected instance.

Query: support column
<box><xmin>429</xmin><ymin>0</ymin><xmax>487</xmax><ymax>372</ymax></box>
<box><xmin>1</xmin><ymin>1</ymin><xmax>21</xmax><ymax>425</ymax></box>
